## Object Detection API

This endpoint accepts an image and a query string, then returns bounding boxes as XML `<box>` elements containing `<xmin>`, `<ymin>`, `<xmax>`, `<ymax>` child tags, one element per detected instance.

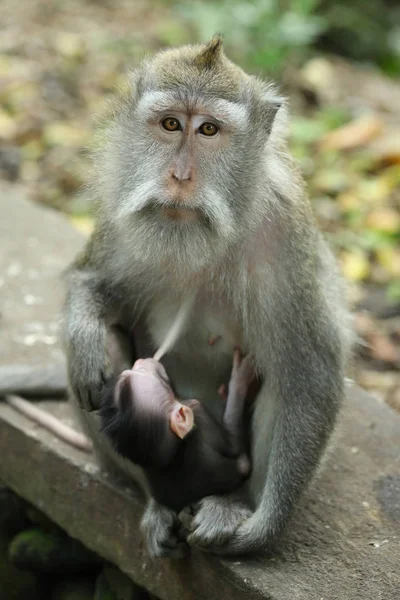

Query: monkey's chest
<box><xmin>145</xmin><ymin>301</ymin><xmax>242</xmax><ymax>419</ymax></box>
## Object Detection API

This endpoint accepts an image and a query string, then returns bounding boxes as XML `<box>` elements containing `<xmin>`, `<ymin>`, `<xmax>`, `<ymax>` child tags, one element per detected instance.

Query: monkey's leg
<box><xmin>140</xmin><ymin>499</ymin><xmax>189</xmax><ymax>559</ymax></box>
<box><xmin>187</xmin><ymin>292</ymin><xmax>344</xmax><ymax>555</ymax></box>
<box><xmin>223</xmin><ymin>351</ymin><xmax>254</xmax><ymax>456</ymax></box>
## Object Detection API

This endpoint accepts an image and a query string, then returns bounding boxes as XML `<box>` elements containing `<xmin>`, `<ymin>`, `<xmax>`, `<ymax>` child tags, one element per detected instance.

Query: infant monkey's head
<box><xmin>100</xmin><ymin>358</ymin><xmax>197</xmax><ymax>468</ymax></box>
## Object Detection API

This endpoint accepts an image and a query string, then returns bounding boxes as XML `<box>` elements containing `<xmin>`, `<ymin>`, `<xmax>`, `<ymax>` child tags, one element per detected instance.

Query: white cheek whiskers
<box><xmin>199</xmin><ymin>186</ymin><xmax>235</xmax><ymax>239</ymax></box>
<box><xmin>116</xmin><ymin>180</ymin><xmax>161</xmax><ymax>219</ymax></box>
<box><xmin>116</xmin><ymin>179</ymin><xmax>235</xmax><ymax>244</ymax></box>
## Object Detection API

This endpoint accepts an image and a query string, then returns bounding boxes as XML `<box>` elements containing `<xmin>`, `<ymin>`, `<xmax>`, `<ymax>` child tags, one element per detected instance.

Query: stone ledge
<box><xmin>0</xmin><ymin>387</ymin><xmax>399</xmax><ymax>600</ymax></box>
<box><xmin>0</xmin><ymin>401</ymin><xmax>264</xmax><ymax>600</ymax></box>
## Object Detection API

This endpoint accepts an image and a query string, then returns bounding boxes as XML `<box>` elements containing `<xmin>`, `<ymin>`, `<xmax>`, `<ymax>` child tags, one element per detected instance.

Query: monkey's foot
<box><xmin>140</xmin><ymin>500</ymin><xmax>189</xmax><ymax>559</ymax></box>
<box><xmin>181</xmin><ymin>495</ymin><xmax>252</xmax><ymax>551</ymax></box>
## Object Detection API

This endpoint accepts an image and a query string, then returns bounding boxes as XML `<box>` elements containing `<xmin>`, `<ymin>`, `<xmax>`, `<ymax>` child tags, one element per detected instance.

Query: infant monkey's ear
<box><xmin>170</xmin><ymin>403</ymin><xmax>194</xmax><ymax>439</ymax></box>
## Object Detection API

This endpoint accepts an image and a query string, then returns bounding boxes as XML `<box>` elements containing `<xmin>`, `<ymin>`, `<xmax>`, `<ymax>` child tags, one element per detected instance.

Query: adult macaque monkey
<box><xmin>63</xmin><ymin>37</ymin><xmax>350</xmax><ymax>557</ymax></box>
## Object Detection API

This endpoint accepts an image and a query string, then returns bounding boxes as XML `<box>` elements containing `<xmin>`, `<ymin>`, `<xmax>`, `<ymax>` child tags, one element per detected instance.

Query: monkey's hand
<box><xmin>141</xmin><ymin>499</ymin><xmax>189</xmax><ymax>559</ymax></box>
<box><xmin>181</xmin><ymin>494</ymin><xmax>252</xmax><ymax>552</ymax></box>
<box><xmin>229</xmin><ymin>350</ymin><xmax>254</xmax><ymax>399</ymax></box>
<box><xmin>67</xmin><ymin>320</ymin><xmax>111</xmax><ymax>412</ymax></box>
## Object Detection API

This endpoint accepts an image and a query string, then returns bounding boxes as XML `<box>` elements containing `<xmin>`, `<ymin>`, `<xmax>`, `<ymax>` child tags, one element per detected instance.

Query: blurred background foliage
<box><xmin>0</xmin><ymin>0</ymin><xmax>399</xmax><ymax>406</ymax></box>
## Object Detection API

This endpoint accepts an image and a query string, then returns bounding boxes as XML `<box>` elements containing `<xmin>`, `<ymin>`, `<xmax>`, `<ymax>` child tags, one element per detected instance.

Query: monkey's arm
<box><xmin>63</xmin><ymin>255</ymin><xmax>114</xmax><ymax>411</ymax></box>
<box><xmin>222</xmin><ymin>351</ymin><xmax>253</xmax><ymax>456</ymax></box>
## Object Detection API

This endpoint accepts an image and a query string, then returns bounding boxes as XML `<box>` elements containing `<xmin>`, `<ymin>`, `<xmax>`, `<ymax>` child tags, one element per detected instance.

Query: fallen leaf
<box><xmin>366</xmin><ymin>208</ymin><xmax>400</xmax><ymax>233</ymax></box>
<box><xmin>55</xmin><ymin>32</ymin><xmax>86</xmax><ymax>59</ymax></box>
<box><xmin>43</xmin><ymin>122</ymin><xmax>89</xmax><ymax>147</ymax></box>
<box><xmin>387</xmin><ymin>386</ymin><xmax>400</xmax><ymax>413</ymax></box>
<box><xmin>376</xmin><ymin>248</ymin><xmax>400</xmax><ymax>277</ymax></box>
<box><xmin>337</xmin><ymin>192</ymin><xmax>362</xmax><ymax>212</ymax></box>
<box><xmin>68</xmin><ymin>215</ymin><xmax>94</xmax><ymax>236</ymax></box>
<box><xmin>312</xmin><ymin>169</ymin><xmax>350</xmax><ymax>194</ymax></box>
<box><xmin>340</xmin><ymin>251</ymin><xmax>370</xmax><ymax>281</ymax></box>
<box><xmin>356</xmin><ymin>178</ymin><xmax>392</xmax><ymax>204</ymax></box>
<box><xmin>353</xmin><ymin>312</ymin><xmax>376</xmax><ymax>338</ymax></box>
<box><xmin>319</xmin><ymin>115</ymin><xmax>383</xmax><ymax>151</ymax></box>
<box><xmin>369</xmin><ymin>130</ymin><xmax>400</xmax><ymax>165</ymax></box>
<box><xmin>369</xmin><ymin>332</ymin><xmax>400</xmax><ymax>366</ymax></box>
<box><xmin>0</xmin><ymin>109</ymin><xmax>17</xmax><ymax>140</ymax></box>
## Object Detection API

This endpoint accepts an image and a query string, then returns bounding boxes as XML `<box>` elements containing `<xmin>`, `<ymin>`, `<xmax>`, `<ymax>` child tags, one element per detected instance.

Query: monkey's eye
<box><xmin>161</xmin><ymin>117</ymin><xmax>181</xmax><ymax>132</ymax></box>
<box><xmin>198</xmin><ymin>122</ymin><xmax>218</xmax><ymax>136</ymax></box>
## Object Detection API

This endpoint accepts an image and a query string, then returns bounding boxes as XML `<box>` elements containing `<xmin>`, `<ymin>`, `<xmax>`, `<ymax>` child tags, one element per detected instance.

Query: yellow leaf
<box><xmin>0</xmin><ymin>56</ymin><xmax>12</xmax><ymax>75</ymax></box>
<box><xmin>337</xmin><ymin>192</ymin><xmax>362</xmax><ymax>211</ymax></box>
<box><xmin>356</xmin><ymin>178</ymin><xmax>392</xmax><ymax>204</ymax></box>
<box><xmin>340</xmin><ymin>251</ymin><xmax>370</xmax><ymax>281</ymax></box>
<box><xmin>376</xmin><ymin>248</ymin><xmax>400</xmax><ymax>277</ymax></box>
<box><xmin>366</xmin><ymin>208</ymin><xmax>400</xmax><ymax>233</ymax></box>
<box><xmin>43</xmin><ymin>122</ymin><xmax>89</xmax><ymax>147</ymax></box>
<box><xmin>68</xmin><ymin>216</ymin><xmax>94</xmax><ymax>236</ymax></box>
<box><xmin>319</xmin><ymin>115</ymin><xmax>383</xmax><ymax>151</ymax></box>
<box><xmin>20</xmin><ymin>161</ymin><xmax>40</xmax><ymax>182</ymax></box>
<box><xmin>370</xmin><ymin>129</ymin><xmax>400</xmax><ymax>165</ymax></box>
<box><xmin>21</xmin><ymin>140</ymin><xmax>44</xmax><ymax>160</ymax></box>
<box><xmin>55</xmin><ymin>32</ymin><xmax>85</xmax><ymax>59</ymax></box>
<box><xmin>312</xmin><ymin>169</ymin><xmax>350</xmax><ymax>194</ymax></box>
<box><xmin>0</xmin><ymin>109</ymin><xmax>17</xmax><ymax>140</ymax></box>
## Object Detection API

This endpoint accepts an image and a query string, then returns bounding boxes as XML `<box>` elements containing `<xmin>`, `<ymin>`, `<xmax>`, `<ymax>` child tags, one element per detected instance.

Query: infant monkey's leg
<box><xmin>222</xmin><ymin>349</ymin><xmax>254</xmax><ymax>475</ymax></box>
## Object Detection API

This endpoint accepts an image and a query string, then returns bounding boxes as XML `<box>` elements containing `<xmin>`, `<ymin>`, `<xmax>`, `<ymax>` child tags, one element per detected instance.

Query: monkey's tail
<box><xmin>4</xmin><ymin>395</ymin><xmax>93</xmax><ymax>452</ymax></box>
<box><xmin>153</xmin><ymin>292</ymin><xmax>196</xmax><ymax>361</ymax></box>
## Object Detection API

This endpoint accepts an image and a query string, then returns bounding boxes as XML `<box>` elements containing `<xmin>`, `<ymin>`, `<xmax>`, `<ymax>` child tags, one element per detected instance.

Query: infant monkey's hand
<box><xmin>230</xmin><ymin>348</ymin><xmax>254</xmax><ymax>398</ymax></box>
<box><xmin>221</xmin><ymin>348</ymin><xmax>254</xmax><ymax>478</ymax></box>
<box><xmin>218</xmin><ymin>349</ymin><xmax>254</xmax><ymax>402</ymax></box>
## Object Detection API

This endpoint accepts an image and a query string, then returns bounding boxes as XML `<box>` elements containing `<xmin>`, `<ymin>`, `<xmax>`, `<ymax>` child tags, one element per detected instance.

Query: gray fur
<box><xmin>63</xmin><ymin>39</ymin><xmax>351</xmax><ymax>557</ymax></box>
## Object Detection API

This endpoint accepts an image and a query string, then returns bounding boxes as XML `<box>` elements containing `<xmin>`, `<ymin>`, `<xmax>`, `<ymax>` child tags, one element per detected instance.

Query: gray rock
<box><xmin>0</xmin><ymin>536</ymin><xmax>42</xmax><ymax>600</ymax></box>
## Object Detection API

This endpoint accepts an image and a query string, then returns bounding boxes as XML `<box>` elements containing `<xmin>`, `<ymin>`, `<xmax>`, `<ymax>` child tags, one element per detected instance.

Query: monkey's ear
<box><xmin>170</xmin><ymin>404</ymin><xmax>194</xmax><ymax>439</ymax></box>
<box><xmin>261</xmin><ymin>99</ymin><xmax>282</xmax><ymax>135</ymax></box>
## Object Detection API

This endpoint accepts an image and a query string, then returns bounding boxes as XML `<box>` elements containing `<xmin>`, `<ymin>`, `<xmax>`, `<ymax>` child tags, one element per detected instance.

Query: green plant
<box><xmin>162</xmin><ymin>0</ymin><xmax>327</xmax><ymax>74</ymax></box>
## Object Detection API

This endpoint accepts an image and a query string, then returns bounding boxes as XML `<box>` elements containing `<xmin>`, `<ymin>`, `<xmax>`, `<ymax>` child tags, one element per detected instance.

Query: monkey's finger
<box><xmin>179</xmin><ymin>505</ymin><xmax>196</xmax><ymax>531</ymax></box>
<box><xmin>76</xmin><ymin>387</ymin><xmax>93</xmax><ymax>412</ymax></box>
<box><xmin>150</xmin><ymin>537</ymin><xmax>189</xmax><ymax>560</ymax></box>
<box><xmin>237</xmin><ymin>354</ymin><xmax>254</xmax><ymax>383</ymax></box>
<box><xmin>232</xmin><ymin>347</ymin><xmax>242</xmax><ymax>372</ymax></box>
<box><xmin>217</xmin><ymin>384</ymin><xmax>227</xmax><ymax>401</ymax></box>
<box><xmin>77</xmin><ymin>383</ymin><xmax>102</xmax><ymax>412</ymax></box>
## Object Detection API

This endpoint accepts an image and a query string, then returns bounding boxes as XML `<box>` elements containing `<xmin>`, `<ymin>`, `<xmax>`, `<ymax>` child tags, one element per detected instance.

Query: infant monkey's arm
<box><xmin>221</xmin><ymin>349</ymin><xmax>254</xmax><ymax>474</ymax></box>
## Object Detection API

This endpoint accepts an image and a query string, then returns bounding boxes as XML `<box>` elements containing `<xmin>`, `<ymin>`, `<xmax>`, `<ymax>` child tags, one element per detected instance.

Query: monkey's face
<box><xmin>130</xmin><ymin>359</ymin><xmax>195</xmax><ymax>439</ymax></box>
<box><xmin>116</xmin><ymin>95</ymin><xmax>253</xmax><ymax>241</ymax></box>
<box><xmin>99</xmin><ymin>40</ymin><xmax>282</xmax><ymax>270</ymax></box>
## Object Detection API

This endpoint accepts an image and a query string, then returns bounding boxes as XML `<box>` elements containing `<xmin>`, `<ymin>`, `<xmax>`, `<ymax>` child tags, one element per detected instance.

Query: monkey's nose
<box><xmin>133</xmin><ymin>359</ymin><xmax>145</xmax><ymax>370</ymax></box>
<box><xmin>170</xmin><ymin>164</ymin><xmax>192</xmax><ymax>182</ymax></box>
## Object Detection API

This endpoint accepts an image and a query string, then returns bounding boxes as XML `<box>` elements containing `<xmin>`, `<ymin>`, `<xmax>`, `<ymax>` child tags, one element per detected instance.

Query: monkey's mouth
<box><xmin>162</xmin><ymin>206</ymin><xmax>200</xmax><ymax>223</ymax></box>
<box><xmin>141</xmin><ymin>201</ymin><xmax>213</xmax><ymax>230</ymax></box>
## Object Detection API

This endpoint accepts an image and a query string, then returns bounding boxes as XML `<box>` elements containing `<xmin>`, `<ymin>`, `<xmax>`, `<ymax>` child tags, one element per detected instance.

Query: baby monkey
<box><xmin>100</xmin><ymin>349</ymin><xmax>253</xmax><ymax>513</ymax></box>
